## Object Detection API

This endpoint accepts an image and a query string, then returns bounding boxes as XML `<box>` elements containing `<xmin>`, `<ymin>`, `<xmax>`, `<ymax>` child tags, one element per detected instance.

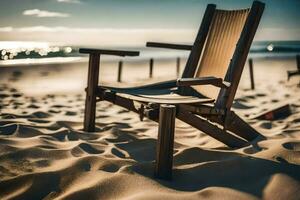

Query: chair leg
<box><xmin>84</xmin><ymin>54</ymin><xmax>100</xmax><ymax>132</ymax></box>
<box><xmin>225</xmin><ymin>111</ymin><xmax>264</xmax><ymax>141</ymax></box>
<box><xmin>177</xmin><ymin>110</ymin><xmax>248</xmax><ymax>148</ymax></box>
<box><xmin>155</xmin><ymin>104</ymin><xmax>176</xmax><ymax>180</ymax></box>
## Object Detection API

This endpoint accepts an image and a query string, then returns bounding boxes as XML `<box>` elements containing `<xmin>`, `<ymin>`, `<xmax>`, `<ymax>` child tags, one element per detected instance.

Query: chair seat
<box><xmin>98</xmin><ymin>81</ymin><xmax>214</xmax><ymax>104</ymax></box>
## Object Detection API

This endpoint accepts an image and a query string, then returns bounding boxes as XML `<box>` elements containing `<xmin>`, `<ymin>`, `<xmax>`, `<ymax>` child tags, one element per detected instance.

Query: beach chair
<box><xmin>80</xmin><ymin>1</ymin><xmax>265</xmax><ymax>179</ymax></box>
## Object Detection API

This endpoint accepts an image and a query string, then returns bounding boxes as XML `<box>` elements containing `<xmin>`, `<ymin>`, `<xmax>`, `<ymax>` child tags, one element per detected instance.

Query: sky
<box><xmin>0</xmin><ymin>0</ymin><xmax>299</xmax><ymax>46</ymax></box>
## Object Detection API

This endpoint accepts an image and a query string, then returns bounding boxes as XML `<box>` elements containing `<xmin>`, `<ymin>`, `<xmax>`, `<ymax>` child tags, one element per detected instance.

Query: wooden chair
<box><xmin>80</xmin><ymin>1</ymin><xmax>265</xmax><ymax>179</ymax></box>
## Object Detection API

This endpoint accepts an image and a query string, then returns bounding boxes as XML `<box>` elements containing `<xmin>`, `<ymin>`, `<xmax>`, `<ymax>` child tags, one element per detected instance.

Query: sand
<box><xmin>0</xmin><ymin>57</ymin><xmax>300</xmax><ymax>200</ymax></box>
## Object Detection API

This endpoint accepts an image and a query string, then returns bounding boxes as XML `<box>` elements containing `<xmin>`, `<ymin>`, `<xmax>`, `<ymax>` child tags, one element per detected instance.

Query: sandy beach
<box><xmin>0</xmin><ymin>56</ymin><xmax>300</xmax><ymax>200</ymax></box>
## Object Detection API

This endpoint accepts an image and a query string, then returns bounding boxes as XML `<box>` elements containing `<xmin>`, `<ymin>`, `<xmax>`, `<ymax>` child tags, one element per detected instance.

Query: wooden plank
<box><xmin>149</xmin><ymin>58</ymin><xmax>154</xmax><ymax>78</ymax></box>
<box><xmin>216</xmin><ymin>1</ymin><xmax>265</xmax><ymax>109</ymax></box>
<box><xmin>99</xmin><ymin>79</ymin><xmax>177</xmax><ymax>91</ymax></box>
<box><xmin>177</xmin><ymin>77</ymin><xmax>230</xmax><ymax>88</ymax></box>
<box><xmin>224</xmin><ymin>111</ymin><xmax>263</xmax><ymax>141</ymax></box>
<box><xmin>248</xmin><ymin>58</ymin><xmax>255</xmax><ymax>90</ymax></box>
<box><xmin>177</xmin><ymin>110</ymin><xmax>248</xmax><ymax>148</ymax></box>
<box><xmin>182</xmin><ymin>4</ymin><xmax>216</xmax><ymax>78</ymax></box>
<box><xmin>253</xmin><ymin>104</ymin><xmax>291</xmax><ymax>120</ymax></box>
<box><xmin>79</xmin><ymin>48</ymin><xmax>139</xmax><ymax>57</ymax></box>
<box><xmin>84</xmin><ymin>53</ymin><xmax>100</xmax><ymax>132</ymax></box>
<box><xmin>146</xmin><ymin>42</ymin><xmax>192</xmax><ymax>50</ymax></box>
<box><xmin>178</xmin><ymin>105</ymin><xmax>262</xmax><ymax>141</ymax></box>
<box><xmin>155</xmin><ymin>104</ymin><xmax>176</xmax><ymax>180</ymax></box>
<box><xmin>117</xmin><ymin>61</ymin><xmax>123</xmax><ymax>82</ymax></box>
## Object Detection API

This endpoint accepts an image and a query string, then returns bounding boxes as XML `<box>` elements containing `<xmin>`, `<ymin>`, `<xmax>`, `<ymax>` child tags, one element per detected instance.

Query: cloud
<box><xmin>23</xmin><ymin>9</ymin><xmax>70</xmax><ymax>18</ymax></box>
<box><xmin>57</xmin><ymin>0</ymin><xmax>81</xmax><ymax>4</ymax></box>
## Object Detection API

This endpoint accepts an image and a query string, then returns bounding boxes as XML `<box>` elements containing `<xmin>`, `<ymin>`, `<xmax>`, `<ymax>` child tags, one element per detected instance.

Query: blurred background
<box><xmin>0</xmin><ymin>0</ymin><xmax>299</xmax><ymax>95</ymax></box>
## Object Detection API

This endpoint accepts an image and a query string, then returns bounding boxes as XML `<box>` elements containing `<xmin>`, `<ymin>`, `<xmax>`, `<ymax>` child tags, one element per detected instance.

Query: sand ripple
<box><xmin>1</xmin><ymin>78</ymin><xmax>300</xmax><ymax>200</ymax></box>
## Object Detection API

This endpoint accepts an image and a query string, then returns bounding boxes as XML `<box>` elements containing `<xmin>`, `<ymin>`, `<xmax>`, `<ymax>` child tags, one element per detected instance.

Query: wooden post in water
<box><xmin>248</xmin><ymin>58</ymin><xmax>255</xmax><ymax>90</ymax></box>
<box><xmin>176</xmin><ymin>57</ymin><xmax>180</xmax><ymax>77</ymax></box>
<box><xmin>117</xmin><ymin>61</ymin><xmax>123</xmax><ymax>82</ymax></box>
<box><xmin>155</xmin><ymin>104</ymin><xmax>176</xmax><ymax>180</ymax></box>
<box><xmin>149</xmin><ymin>58</ymin><xmax>154</xmax><ymax>78</ymax></box>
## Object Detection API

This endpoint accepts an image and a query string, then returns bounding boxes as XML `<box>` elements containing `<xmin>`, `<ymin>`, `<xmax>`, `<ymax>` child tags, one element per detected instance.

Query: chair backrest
<box><xmin>181</xmin><ymin>1</ymin><xmax>264</xmax><ymax>110</ymax></box>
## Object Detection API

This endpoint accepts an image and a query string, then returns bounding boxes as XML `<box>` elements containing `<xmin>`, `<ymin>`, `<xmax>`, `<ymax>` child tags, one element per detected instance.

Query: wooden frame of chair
<box><xmin>80</xmin><ymin>1</ymin><xmax>265</xmax><ymax>180</ymax></box>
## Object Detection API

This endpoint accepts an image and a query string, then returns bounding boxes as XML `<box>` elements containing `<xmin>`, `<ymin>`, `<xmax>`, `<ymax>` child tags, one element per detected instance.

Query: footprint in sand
<box><xmin>292</xmin><ymin>118</ymin><xmax>300</xmax><ymax>123</ymax></box>
<box><xmin>118</xmin><ymin>110</ymin><xmax>130</xmax><ymax>114</ymax></box>
<box><xmin>28</xmin><ymin>119</ymin><xmax>51</xmax><ymax>123</ymax></box>
<box><xmin>32</xmin><ymin>111</ymin><xmax>52</xmax><ymax>118</ymax></box>
<box><xmin>243</xmin><ymin>145</ymin><xmax>266</xmax><ymax>154</ymax></box>
<box><xmin>256</xmin><ymin>93</ymin><xmax>266</xmax><ymax>97</ymax></box>
<box><xmin>80</xmin><ymin>162</ymin><xmax>91</xmax><ymax>171</ymax></box>
<box><xmin>49</xmin><ymin>109</ymin><xmax>61</xmax><ymax>114</ymax></box>
<box><xmin>274</xmin><ymin>156</ymin><xmax>289</xmax><ymax>164</ymax></box>
<box><xmin>259</xmin><ymin>121</ymin><xmax>273</xmax><ymax>129</ymax></box>
<box><xmin>0</xmin><ymin>93</ymin><xmax>9</xmax><ymax>98</ymax></box>
<box><xmin>9</xmin><ymin>88</ymin><xmax>17</xmax><ymax>92</ymax></box>
<box><xmin>0</xmin><ymin>123</ymin><xmax>18</xmax><ymax>135</ymax></box>
<box><xmin>51</xmin><ymin>104</ymin><xmax>69</xmax><ymax>108</ymax></box>
<box><xmin>34</xmin><ymin>159</ymin><xmax>51</xmax><ymax>168</ymax></box>
<box><xmin>282</xmin><ymin>142</ymin><xmax>300</xmax><ymax>151</ymax></box>
<box><xmin>96</xmin><ymin>114</ymin><xmax>109</xmax><ymax>118</ymax></box>
<box><xmin>65</xmin><ymin>111</ymin><xmax>77</xmax><ymax>116</ymax></box>
<box><xmin>66</xmin><ymin>132</ymin><xmax>79</xmax><ymax>141</ymax></box>
<box><xmin>111</xmin><ymin>147</ymin><xmax>127</xmax><ymax>158</ymax></box>
<box><xmin>100</xmin><ymin>164</ymin><xmax>120</xmax><ymax>173</ymax></box>
<box><xmin>28</xmin><ymin>104</ymin><xmax>40</xmax><ymax>109</ymax></box>
<box><xmin>244</xmin><ymin>95</ymin><xmax>256</xmax><ymax>99</ymax></box>
<box><xmin>12</xmin><ymin>93</ymin><xmax>23</xmax><ymax>98</ymax></box>
<box><xmin>78</xmin><ymin>143</ymin><xmax>104</xmax><ymax>154</ymax></box>
<box><xmin>232</xmin><ymin>101</ymin><xmax>254</xmax><ymax>109</ymax></box>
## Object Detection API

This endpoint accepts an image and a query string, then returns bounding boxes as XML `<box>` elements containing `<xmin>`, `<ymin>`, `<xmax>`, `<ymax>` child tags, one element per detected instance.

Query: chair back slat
<box><xmin>193</xmin><ymin>9</ymin><xmax>250</xmax><ymax>99</ymax></box>
<box><xmin>216</xmin><ymin>1</ymin><xmax>265</xmax><ymax>109</ymax></box>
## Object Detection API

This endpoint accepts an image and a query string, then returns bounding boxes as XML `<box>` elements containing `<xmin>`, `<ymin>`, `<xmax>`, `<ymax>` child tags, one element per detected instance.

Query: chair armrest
<box><xmin>79</xmin><ymin>48</ymin><xmax>139</xmax><ymax>57</ymax></box>
<box><xmin>177</xmin><ymin>77</ymin><xmax>231</xmax><ymax>88</ymax></box>
<box><xmin>146</xmin><ymin>42</ymin><xmax>192</xmax><ymax>50</ymax></box>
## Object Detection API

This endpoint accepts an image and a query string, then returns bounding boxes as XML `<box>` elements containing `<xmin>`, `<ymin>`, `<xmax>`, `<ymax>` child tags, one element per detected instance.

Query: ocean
<box><xmin>0</xmin><ymin>40</ymin><xmax>299</xmax><ymax>66</ymax></box>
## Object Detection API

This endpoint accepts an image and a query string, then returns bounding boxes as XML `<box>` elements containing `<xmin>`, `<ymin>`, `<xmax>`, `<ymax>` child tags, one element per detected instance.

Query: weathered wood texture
<box><xmin>216</xmin><ymin>1</ymin><xmax>265</xmax><ymax>109</ymax></box>
<box><xmin>177</xmin><ymin>110</ymin><xmax>248</xmax><ymax>148</ymax></box>
<box><xmin>155</xmin><ymin>105</ymin><xmax>176</xmax><ymax>180</ymax></box>
<box><xmin>84</xmin><ymin>53</ymin><xmax>100</xmax><ymax>132</ymax></box>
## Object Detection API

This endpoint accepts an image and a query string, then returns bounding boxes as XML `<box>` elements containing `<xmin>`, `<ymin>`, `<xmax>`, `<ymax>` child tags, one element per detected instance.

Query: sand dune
<box><xmin>1</xmin><ymin>57</ymin><xmax>300</xmax><ymax>199</ymax></box>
